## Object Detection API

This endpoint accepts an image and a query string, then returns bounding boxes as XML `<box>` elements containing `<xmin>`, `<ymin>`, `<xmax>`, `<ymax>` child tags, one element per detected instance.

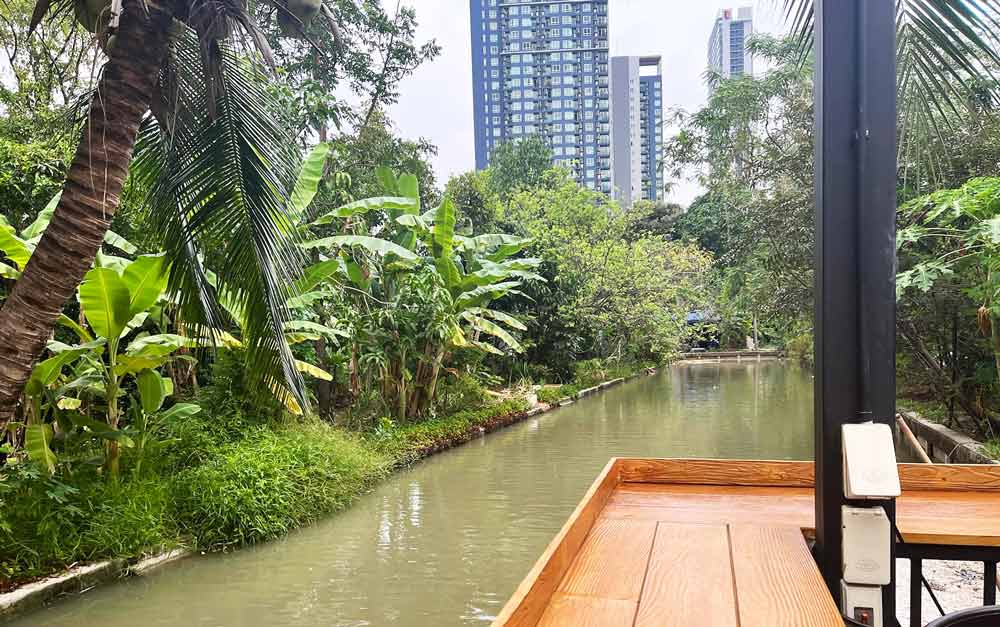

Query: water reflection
<box><xmin>14</xmin><ymin>362</ymin><xmax>815</xmax><ymax>627</ymax></box>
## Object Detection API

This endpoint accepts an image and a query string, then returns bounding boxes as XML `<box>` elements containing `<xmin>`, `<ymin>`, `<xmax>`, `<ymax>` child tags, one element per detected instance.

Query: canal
<box><xmin>15</xmin><ymin>361</ymin><xmax>815</xmax><ymax>626</ymax></box>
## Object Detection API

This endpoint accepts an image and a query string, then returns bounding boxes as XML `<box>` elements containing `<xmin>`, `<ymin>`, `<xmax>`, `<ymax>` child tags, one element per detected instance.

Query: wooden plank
<box><xmin>619</xmin><ymin>458</ymin><xmax>1000</xmax><ymax>492</ymax></box>
<box><xmin>634</xmin><ymin>523</ymin><xmax>738</xmax><ymax>627</ymax></box>
<box><xmin>898</xmin><ymin>463</ymin><xmax>1000</xmax><ymax>492</ymax></box>
<box><xmin>603</xmin><ymin>484</ymin><xmax>815</xmax><ymax>530</ymax></box>
<box><xmin>555</xmin><ymin>518</ymin><xmax>657</xmax><ymax>601</ymax></box>
<box><xmin>492</xmin><ymin>458</ymin><xmax>621</xmax><ymax>627</ymax></box>
<box><xmin>897</xmin><ymin>490</ymin><xmax>1000</xmax><ymax>546</ymax></box>
<box><xmin>497</xmin><ymin>458</ymin><xmax>1000</xmax><ymax>626</ymax></box>
<box><xmin>604</xmin><ymin>481</ymin><xmax>1000</xmax><ymax>547</ymax></box>
<box><xmin>536</xmin><ymin>595</ymin><xmax>635</xmax><ymax>627</ymax></box>
<box><xmin>618</xmin><ymin>458</ymin><xmax>815</xmax><ymax>488</ymax></box>
<box><xmin>730</xmin><ymin>525</ymin><xmax>844</xmax><ymax>627</ymax></box>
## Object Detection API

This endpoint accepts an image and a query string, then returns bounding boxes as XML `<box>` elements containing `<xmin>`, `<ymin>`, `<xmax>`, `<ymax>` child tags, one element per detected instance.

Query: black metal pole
<box><xmin>951</xmin><ymin>313</ymin><xmax>959</xmax><ymax>422</ymax></box>
<box><xmin>814</xmin><ymin>0</ymin><xmax>897</xmax><ymax>615</ymax></box>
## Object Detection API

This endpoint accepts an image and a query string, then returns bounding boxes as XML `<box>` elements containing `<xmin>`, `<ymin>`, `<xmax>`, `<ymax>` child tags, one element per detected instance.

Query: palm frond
<box><xmin>132</xmin><ymin>24</ymin><xmax>306</xmax><ymax>408</ymax></box>
<box><xmin>780</xmin><ymin>0</ymin><xmax>1000</xmax><ymax>187</ymax></box>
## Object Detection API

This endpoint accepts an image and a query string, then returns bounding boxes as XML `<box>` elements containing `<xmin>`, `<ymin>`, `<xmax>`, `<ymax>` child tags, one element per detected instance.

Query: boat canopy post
<box><xmin>814</xmin><ymin>0</ymin><xmax>898</xmax><ymax>615</ymax></box>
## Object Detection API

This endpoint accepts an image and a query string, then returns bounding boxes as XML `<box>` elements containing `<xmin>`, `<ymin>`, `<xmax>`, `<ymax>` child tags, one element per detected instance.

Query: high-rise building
<box><xmin>708</xmin><ymin>7</ymin><xmax>754</xmax><ymax>82</ymax></box>
<box><xmin>611</xmin><ymin>56</ymin><xmax>663</xmax><ymax>205</ymax></box>
<box><xmin>470</xmin><ymin>0</ymin><xmax>612</xmax><ymax>193</ymax></box>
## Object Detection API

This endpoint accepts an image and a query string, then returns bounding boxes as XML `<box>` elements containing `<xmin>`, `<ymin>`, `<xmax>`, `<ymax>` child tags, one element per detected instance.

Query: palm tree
<box><xmin>781</xmin><ymin>0</ymin><xmax>1000</xmax><ymax>183</ymax></box>
<box><xmin>0</xmin><ymin>0</ymin><xmax>340</xmax><ymax>430</ymax></box>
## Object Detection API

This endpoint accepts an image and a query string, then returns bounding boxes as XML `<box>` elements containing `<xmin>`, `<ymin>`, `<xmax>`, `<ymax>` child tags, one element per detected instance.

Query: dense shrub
<box><xmin>375</xmin><ymin>399</ymin><xmax>529</xmax><ymax>464</ymax></box>
<box><xmin>786</xmin><ymin>332</ymin><xmax>814</xmax><ymax>369</ymax></box>
<box><xmin>0</xmin><ymin>466</ymin><xmax>174</xmax><ymax>582</ymax></box>
<box><xmin>195</xmin><ymin>349</ymin><xmax>285</xmax><ymax>425</ymax></box>
<box><xmin>432</xmin><ymin>372</ymin><xmax>492</xmax><ymax>416</ymax></box>
<box><xmin>169</xmin><ymin>423</ymin><xmax>386</xmax><ymax>548</ymax></box>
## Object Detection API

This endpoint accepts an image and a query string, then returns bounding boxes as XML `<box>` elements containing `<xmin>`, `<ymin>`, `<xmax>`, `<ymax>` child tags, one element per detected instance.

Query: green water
<box><xmin>14</xmin><ymin>361</ymin><xmax>816</xmax><ymax>626</ymax></box>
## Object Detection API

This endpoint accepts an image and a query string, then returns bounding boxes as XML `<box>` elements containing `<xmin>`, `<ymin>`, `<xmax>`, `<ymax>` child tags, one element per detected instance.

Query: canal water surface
<box><xmin>16</xmin><ymin>361</ymin><xmax>815</xmax><ymax>626</ymax></box>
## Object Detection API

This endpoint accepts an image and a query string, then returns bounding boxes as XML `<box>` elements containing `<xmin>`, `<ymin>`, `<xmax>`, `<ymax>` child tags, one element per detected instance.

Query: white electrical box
<box><xmin>841</xmin><ymin>581</ymin><xmax>883</xmax><ymax>626</ymax></box>
<box><xmin>843</xmin><ymin>422</ymin><xmax>901</xmax><ymax>499</ymax></box>
<box><xmin>842</xmin><ymin>506</ymin><xmax>891</xmax><ymax>585</ymax></box>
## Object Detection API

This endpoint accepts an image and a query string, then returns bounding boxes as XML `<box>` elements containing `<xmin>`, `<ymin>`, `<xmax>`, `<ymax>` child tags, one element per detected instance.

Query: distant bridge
<box><xmin>676</xmin><ymin>350</ymin><xmax>784</xmax><ymax>362</ymax></box>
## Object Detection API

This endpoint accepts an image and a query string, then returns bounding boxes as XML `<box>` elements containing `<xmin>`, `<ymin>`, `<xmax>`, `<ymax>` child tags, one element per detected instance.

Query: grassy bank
<box><xmin>536</xmin><ymin>359</ymin><xmax>650</xmax><ymax>404</ymax></box>
<box><xmin>1</xmin><ymin>352</ymin><xmax>656</xmax><ymax>591</ymax></box>
<box><xmin>0</xmin><ymin>394</ymin><xmax>535</xmax><ymax>589</ymax></box>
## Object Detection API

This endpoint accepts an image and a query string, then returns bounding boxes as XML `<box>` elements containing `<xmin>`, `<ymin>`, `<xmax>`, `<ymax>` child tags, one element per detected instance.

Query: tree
<box><xmin>303</xmin><ymin>169</ymin><xmax>541</xmax><ymax>419</ymax></box>
<box><xmin>325</xmin><ymin>112</ymin><xmax>439</xmax><ymax>209</ymax></box>
<box><xmin>0</xmin><ymin>0</ymin><xmax>96</xmax><ymax>232</ymax></box>
<box><xmin>670</xmin><ymin>194</ymin><xmax>732</xmax><ymax>258</ymax></box>
<box><xmin>0</xmin><ymin>0</ymin><xmax>343</xmax><ymax>430</ymax></box>
<box><xmin>488</xmin><ymin>137</ymin><xmax>553</xmax><ymax>202</ymax></box>
<box><xmin>666</xmin><ymin>37</ymin><xmax>815</xmax><ymax>331</ymax></box>
<box><xmin>506</xmin><ymin>170</ymin><xmax>713</xmax><ymax>372</ymax></box>
<box><xmin>897</xmin><ymin>177</ymin><xmax>1000</xmax><ymax>432</ymax></box>
<box><xmin>261</xmin><ymin>0</ymin><xmax>440</xmax><ymax>139</ymax></box>
<box><xmin>445</xmin><ymin>170</ymin><xmax>501</xmax><ymax>233</ymax></box>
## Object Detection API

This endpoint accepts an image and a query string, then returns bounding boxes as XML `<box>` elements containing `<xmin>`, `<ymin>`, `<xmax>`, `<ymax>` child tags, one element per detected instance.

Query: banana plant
<box><xmin>0</xmin><ymin>192</ymin><xmax>136</xmax><ymax>281</ymax></box>
<box><xmin>189</xmin><ymin>282</ymin><xmax>347</xmax><ymax>415</ymax></box>
<box><xmin>17</xmin><ymin>254</ymin><xmax>197</xmax><ymax>478</ymax></box>
<box><xmin>307</xmin><ymin>169</ymin><xmax>542</xmax><ymax>353</ymax></box>
<box><xmin>302</xmin><ymin>168</ymin><xmax>543</xmax><ymax>419</ymax></box>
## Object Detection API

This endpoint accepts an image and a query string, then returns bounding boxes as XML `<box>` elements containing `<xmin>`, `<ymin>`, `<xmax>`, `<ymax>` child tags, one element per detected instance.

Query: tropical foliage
<box><xmin>781</xmin><ymin>0</ymin><xmax>1000</xmax><ymax>188</ymax></box>
<box><xmin>897</xmin><ymin>177</ymin><xmax>1000</xmax><ymax>433</ymax></box>
<box><xmin>303</xmin><ymin>166</ymin><xmax>541</xmax><ymax>419</ymax></box>
<box><xmin>505</xmin><ymin>170</ymin><xmax>713</xmax><ymax>375</ymax></box>
<box><xmin>668</xmin><ymin>36</ymin><xmax>814</xmax><ymax>341</ymax></box>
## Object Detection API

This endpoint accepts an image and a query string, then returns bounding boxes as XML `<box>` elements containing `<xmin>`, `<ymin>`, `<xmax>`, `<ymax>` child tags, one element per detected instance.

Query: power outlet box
<box><xmin>841</xmin><ymin>581</ymin><xmax>883</xmax><ymax>627</ymax></box>
<box><xmin>842</xmin><ymin>505</ymin><xmax>891</xmax><ymax>585</ymax></box>
<box><xmin>843</xmin><ymin>422</ymin><xmax>901</xmax><ymax>499</ymax></box>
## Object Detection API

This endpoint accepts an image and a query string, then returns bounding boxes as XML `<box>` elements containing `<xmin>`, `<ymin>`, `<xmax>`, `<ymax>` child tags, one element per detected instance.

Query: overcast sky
<box><xmin>380</xmin><ymin>1</ymin><xmax>787</xmax><ymax>205</ymax></box>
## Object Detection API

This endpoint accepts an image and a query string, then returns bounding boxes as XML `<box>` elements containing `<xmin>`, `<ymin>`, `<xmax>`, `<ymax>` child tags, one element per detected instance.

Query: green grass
<box><xmin>0</xmin><ymin>397</ymin><xmax>531</xmax><ymax>584</ymax></box>
<box><xmin>0</xmin><ymin>469</ymin><xmax>177</xmax><ymax>584</ymax></box>
<box><xmin>537</xmin><ymin>385</ymin><xmax>578</xmax><ymax>404</ymax></box>
<box><xmin>372</xmin><ymin>399</ymin><xmax>530</xmax><ymax>465</ymax></box>
<box><xmin>982</xmin><ymin>440</ymin><xmax>1000</xmax><ymax>460</ymax></box>
<box><xmin>171</xmin><ymin>423</ymin><xmax>388</xmax><ymax>549</ymax></box>
<box><xmin>534</xmin><ymin>359</ymin><xmax>647</xmax><ymax>405</ymax></box>
<box><xmin>896</xmin><ymin>396</ymin><xmax>953</xmax><ymax>424</ymax></box>
<box><xmin>1</xmin><ymin>360</ymin><xmax>639</xmax><ymax>586</ymax></box>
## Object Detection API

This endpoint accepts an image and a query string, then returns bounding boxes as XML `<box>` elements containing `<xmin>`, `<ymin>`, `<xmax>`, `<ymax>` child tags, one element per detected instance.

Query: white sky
<box><xmin>382</xmin><ymin>0</ymin><xmax>787</xmax><ymax>206</ymax></box>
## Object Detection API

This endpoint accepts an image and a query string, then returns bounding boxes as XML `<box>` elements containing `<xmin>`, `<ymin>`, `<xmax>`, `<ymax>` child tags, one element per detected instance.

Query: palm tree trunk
<box><xmin>0</xmin><ymin>0</ymin><xmax>176</xmax><ymax>430</ymax></box>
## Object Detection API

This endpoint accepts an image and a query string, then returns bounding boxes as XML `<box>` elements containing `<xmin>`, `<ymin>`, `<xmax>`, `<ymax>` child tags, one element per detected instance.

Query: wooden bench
<box><xmin>535</xmin><ymin>521</ymin><xmax>841</xmax><ymax>627</ymax></box>
<box><xmin>495</xmin><ymin>458</ymin><xmax>1000</xmax><ymax>626</ymax></box>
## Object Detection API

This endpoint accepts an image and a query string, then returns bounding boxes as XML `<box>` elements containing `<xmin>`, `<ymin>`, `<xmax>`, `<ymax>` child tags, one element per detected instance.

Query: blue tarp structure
<box><xmin>685</xmin><ymin>310</ymin><xmax>715</xmax><ymax>325</ymax></box>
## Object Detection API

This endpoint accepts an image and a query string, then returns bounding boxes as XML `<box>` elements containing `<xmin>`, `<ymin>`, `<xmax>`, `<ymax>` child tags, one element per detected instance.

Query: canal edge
<box><xmin>0</xmin><ymin>372</ymin><xmax>655</xmax><ymax>621</ymax></box>
<box><xmin>398</xmin><ymin>371</ymin><xmax>653</xmax><ymax>461</ymax></box>
<box><xmin>0</xmin><ymin>549</ymin><xmax>190</xmax><ymax>621</ymax></box>
<box><xmin>896</xmin><ymin>410</ymin><xmax>999</xmax><ymax>465</ymax></box>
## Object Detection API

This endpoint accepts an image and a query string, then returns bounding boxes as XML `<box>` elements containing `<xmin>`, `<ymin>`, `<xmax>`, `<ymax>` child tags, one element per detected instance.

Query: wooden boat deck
<box><xmin>494</xmin><ymin>458</ymin><xmax>1000</xmax><ymax>627</ymax></box>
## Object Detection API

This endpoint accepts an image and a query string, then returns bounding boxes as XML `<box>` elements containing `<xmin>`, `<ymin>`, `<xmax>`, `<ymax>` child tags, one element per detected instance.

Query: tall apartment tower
<box><xmin>708</xmin><ymin>7</ymin><xmax>754</xmax><ymax>82</ymax></box>
<box><xmin>610</xmin><ymin>56</ymin><xmax>663</xmax><ymax>205</ymax></box>
<box><xmin>470</xmin><ymin>0</ymin><xmax>612</xmax><ymax>193</ymax></box>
